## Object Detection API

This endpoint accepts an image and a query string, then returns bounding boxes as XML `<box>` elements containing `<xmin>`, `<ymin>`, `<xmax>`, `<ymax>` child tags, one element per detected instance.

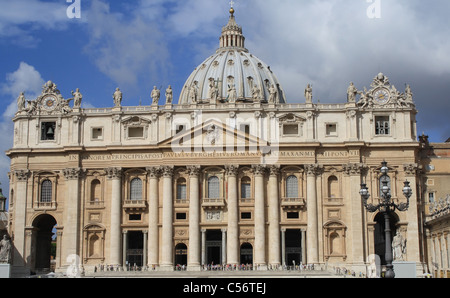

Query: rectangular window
<box><xmin>177</xmin><ymin>184</ymin><xmax>187</xmax><ymax>200</ymax></box>
<box><xmin>176</xmin><ymin>213</ymin><xmax>187</xmax><ymax>220</ymax></box>
<box><xmin>283</xmin><ymin>124</ymin><xmax>299</xmax><ymax>136</ymax></box>
<box><xmin>128</xmin><ymin>127</ymin><xmax>144</xmax><ymax>138</ymax></box>
<box><xmin>41</xmin><ymin>122</ymin><xmax>56</xmax><ymax>141</ymax></box>
<box><xmin>287</xmin><ymin>212</ymin><xmax>299</xmax><ymax>219</ymax></box>
<box><xmin>375</xmin><ymin>116</ymin><xmax>390</xmax><ymax>135</ymax></box>
<box><xmin>240</xmin><ymin>124</ymin><xmax>250</xmax><ymax>135</ymax></box>
<box><xmin>129</xmin><ymin>214</ymin><xmax>142</xmax><ymax>221</ymax></box>
<box><xmin>241</xmin><ymin>183</ymin><xmax>251</xmax><ymax>199</ymax></box>
<box><xmin>326</xmin><ymin>124</ymin><xmax>337</xmax><ymax>136</ymax></box>
<box><xmin>92</xmin><ymin>127</ymin><xmax>103</xmax><ymax>140</ymax></box>
<box><xmin>241</xmin><ymin>212</ymin><xmax>252</xmax><ymax>219</ymax></box>
<box><xmin>428</xmin><ymin>192</ymin><xmax>435</xmax><ymax>203</ymax></box>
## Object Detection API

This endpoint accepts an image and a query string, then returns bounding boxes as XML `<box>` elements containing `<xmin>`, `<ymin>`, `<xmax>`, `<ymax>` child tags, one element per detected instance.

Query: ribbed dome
<box><xmin>178</xmin><ymin>10</ymin><xmax>286</xmax><ymax>105</ymax></box>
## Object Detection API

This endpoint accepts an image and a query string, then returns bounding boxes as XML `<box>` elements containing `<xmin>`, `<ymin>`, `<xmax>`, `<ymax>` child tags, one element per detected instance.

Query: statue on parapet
<box><xmin>17</xmin><ymin>92</ymin><xmax>26</xmax><ymax>111</ymax></box>
<box><xmin>113</xmin><ymin>88</ymin><xmax>122</xmax><ymax>107</ymax></box>
<box><xmin>165</xmin><ymin>85</ymin><xmax>173</xmax><ymax>104</ymax></box>
<box><xmin>304</xmin><ymin>84</ymin><xmax>312</xmax><ymax>104</ymax></box>
<box><xmin>151</xmin><ymin>86</ymin><xmax>160</xmax><ymax>105</ymax></box>
<box><xmin>71</xmin><ymin>88</ymin><xmax>83</xmax><ymax>108</ymax></box>
<box><xmin>347</xmin><ymin>82</ymin><xmax>358</xmax><ymax>103</ymax></box>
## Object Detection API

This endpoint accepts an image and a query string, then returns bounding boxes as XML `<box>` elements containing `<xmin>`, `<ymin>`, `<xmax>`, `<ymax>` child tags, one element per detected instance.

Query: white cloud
<box><xmin>0</xmin><ymin>62</ymin><xmax>45</xmax><ymax>193</ymax></box>
<box><xmin>0</xmin><ymin>0</ymin><xmax>70</xmax><ymax>46</ymax></box>
<box><xmin>83</xmin><ymin>0</ymin><xmax>171</xmax><ymax>94</ymax></box>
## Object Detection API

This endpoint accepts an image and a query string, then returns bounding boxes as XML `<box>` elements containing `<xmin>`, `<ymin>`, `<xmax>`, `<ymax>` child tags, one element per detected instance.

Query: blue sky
<box><xmin>0</xmin><ymin>0</ymin><xmax>450</xmax><ymax>194</ymax></box>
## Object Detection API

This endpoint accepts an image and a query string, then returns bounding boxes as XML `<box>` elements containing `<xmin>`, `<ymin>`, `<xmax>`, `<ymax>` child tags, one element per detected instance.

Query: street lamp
<box><xmin>360</xmin><ymin>161</ymin><xmax>413</xmax><ymax>278</ymax></box>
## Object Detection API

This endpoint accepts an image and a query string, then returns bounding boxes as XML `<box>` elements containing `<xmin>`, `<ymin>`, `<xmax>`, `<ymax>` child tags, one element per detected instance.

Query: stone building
<box><xmin>420</xmin><ymin>136</ymin><xmax>450</xmax><ymax>278</ymax></box>
<box><xmin>7</xmin><ymin>8</ymin><xmax>425</xmax><ymax>276</ymax></box>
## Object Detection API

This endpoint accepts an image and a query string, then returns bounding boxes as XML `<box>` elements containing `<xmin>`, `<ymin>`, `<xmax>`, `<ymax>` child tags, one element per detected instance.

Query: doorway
<box><xmin>127</xmin><ymin>231</ymin><xmax>144</xmax><ymax>267</ymax></box>
<box><xmin>240</xmin><ymin>243</ymin><xmax>253</xmax><ymax>265</ymax></box>
<box><xmin>206</xmin><ymin>230</ymin><xmax>222</xmax><ymax>265</ymax></box>
<box><xmin>32</xmin><ymin>214</ymin><xmax>57</xmax><ymax>272</ymax></box>
<box><xmin>285</xmin><ymin>229</ymin><xmax>302</xmax><ymax>265</ymax></box>
<box><xmin>175</xmin><ymin>243</ymin><xmax>188</xmax><ymax>266</ymax></box>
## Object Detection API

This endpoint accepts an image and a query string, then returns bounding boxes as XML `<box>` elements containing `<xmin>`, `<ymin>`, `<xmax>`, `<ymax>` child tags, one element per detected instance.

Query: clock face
<box><xmin>42</xmin><ymin>96</ymin><xmax>57</xmax><ymax>110</ymax></box>
<box><xmin>374</xmin><ymin>88</ymin><xmax>390</xmax><ymax>104</ymax></box>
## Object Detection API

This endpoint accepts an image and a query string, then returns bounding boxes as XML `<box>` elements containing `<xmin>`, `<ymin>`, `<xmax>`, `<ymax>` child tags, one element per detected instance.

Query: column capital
<box><xmin>268</xmin><ymin>165</ymin><xmax>280</xmax><ymax>176</ymax></box>
<box><xmin>161</xmin><ymin>165</ymin><xmax>174</xmax><ymax>178</ymax></box>
<box><xmin>146</xmin><ymin>166</ymin><xmax>161</xmax><ymax>178</ymax></box>
<box><xmin>342</xmin><ymin>163</ymin><xmax>367</xmax><ymax>176</ymax></box>
<box><xmin>106</xmin><ymin>167</ymin><xmax>122</xmax><ymax>179</ymax></box>
<box><xmin>403</xmin><ymin>163</ymin><xmax>420</xmax><ymax>176</ymax></box>
<box><xmin>305</xmin><ymin>164</ymin><xmax>323</xmax><ymax>176</ymax></box>
<box><xmin>14</xmin><ymin>169</ymin><xmax>30</xmax><ymax>182</ymax></box>
<box><xmin>187</xmin><ymin>165</ymin><xmax>201</xmax><ymax>177</ymax></box>
<box><xmin>225</xmin><ymin>165</ymin><xmax>239</xmax><ymax>176</ymax></box>
<box><xmin>63</xmin><ymin>167</ymin><xmax>83</xmax><ymax>180</ymax></box>
<box><xmin>251</xmin><ymin>164</ymin><xmax>266</xmax><ymax>176</ymax></box>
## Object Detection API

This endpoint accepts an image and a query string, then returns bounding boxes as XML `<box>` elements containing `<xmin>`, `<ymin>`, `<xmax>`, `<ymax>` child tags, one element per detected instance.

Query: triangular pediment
<box><xmin>159</xmin><ymin>119</ymin><xmax>268</xmax><ymax>151</ymax></box>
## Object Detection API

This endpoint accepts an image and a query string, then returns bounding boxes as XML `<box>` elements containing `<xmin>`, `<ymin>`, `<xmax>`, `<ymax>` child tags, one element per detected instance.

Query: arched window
<box><xmin>177</xmin><ymin>178</ymin><xmax>187</xmax><ymax>200</ymax></box>
<box><xmin>207</xmin><ymin>176</ymin><xmax>220</xmax><ymax>199</ymax></box>
<box><xmin>327</xmin><ymin>176</ymin><xmax>339</xmax><ymax>198</ymax></box>
<box><xmin>40</xmin><ymin>180</ymin><xmax>52</xmax><ymax>203</ymax></box>
<box><xmin>241</xmin><ymin>176</ymin><xmax>251</xmax><ymax>199</ymax></box>
<box><xmin>90</xmin><ymin>179</ymin><xmax>101</xmax><ymax>202</ymax></box>
<box><xmin>130</xmin><ymin>178</ymin><xmax>142</xmax><ymax>201</ymax></box>
<box><xmin>286</xmin><ymin>175</ymin><xmax>298</xmax><ymax>198</ymax></box>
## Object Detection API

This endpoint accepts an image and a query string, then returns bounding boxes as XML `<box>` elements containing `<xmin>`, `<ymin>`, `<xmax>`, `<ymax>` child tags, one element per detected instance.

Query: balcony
<box><xmin>123</xmin><ymin>199</ymin><xmax>147</xmax><ymax>210</ymax></box>
<box><xmin>33</xmin><ymin>201</ymin><xmax>57</xmax><ymax>211</ymax></box>
<box><xmin>281</xmin><ymin>197</ymin><xmax>305</xmax><ymax>210</ymax></box>
<box><xmin>202</xmin><ymin>198</ymin><xmax>225</xmax><ymax>210</ymax></box>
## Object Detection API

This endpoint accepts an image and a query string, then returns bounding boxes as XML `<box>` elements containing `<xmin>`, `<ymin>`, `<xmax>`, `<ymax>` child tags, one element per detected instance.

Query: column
<box><xmin>253</xmin><ymin>165</ymin><xmax>267</xmax><ymax>269</ymax></box>
<box><xmin>146</xmin><ymin>167</ymin><xmax>160</xmax><ymax>268</ymax></box>
<box><xmin>268</xmin><ymin>166</ymin><xmax>281</xmax><ymax>267</ymax></box>
<box><xmin>222</xmin><ymin>229</ymin><xmax>227</xmax><ymax>265</ymax></box>
<box><xmin>62</xmin><ymin>168</ymin><xmax>82</xmax><ymax>265</ymax></box>
<box><xmin>122</xmin><ymin>231</ymin><xmax>128</xmax><ymax>268</ymax></box>
<box><xmin>306</xmin><ymin>164</ymin><xmax>319</xmax><ymax>264</ymax></box>
<box><xmin>281</xmin><ymin>228</ymin><xmax>286</xmax><ymax>266</ymax></box>
<box><xmin>403</xmin><ymin>164</ymin><xmax>422</xmax><ymax>274</ymax></box>
<box><xmin>143</xmin><ymin>230</ymin><xmax>148</xmax><ymax>269</ymax></box>
<box><xmin>225</xmin><ymin>165</ymin><xmax>239</xmax><ymax>266</ymax></box>
<box><xmin>161</xmin><ymin>166</ymin><xmax>174</xmax><ymax>270</ymax></box>
<box><xmin>107</xmin><ymin>167</ymin><xmax>122</xmax><ymax>266</ymax></box>
<box><xmin>12</xmin><ymin>170</ymin><xmax>29</xmax><ymax>269</ymax></box>
<box><xmin>201</xmin><ymin>229</ymin><xmax>206</xmax><ymax>266</ymax></box>
<box><xmin>301</xmin><ymin>229</ymin><xmax>307</xmax><ymax>264</ymax></box>
<box><xmin>343</xmin><ymin>163</ymin><xmax>366</xmax><ymax>267</ymax></box>
<box><xmin>187</xmin><ymin>166</ymin><xmax>201</xmax><ymax>271</ymax></box>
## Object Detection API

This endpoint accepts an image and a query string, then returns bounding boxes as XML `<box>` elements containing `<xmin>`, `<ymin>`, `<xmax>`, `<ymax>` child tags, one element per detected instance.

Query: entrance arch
<box><xmin>240</xmin><ymin>243</ymin><xmax>253</xmax><ymax>265</ymax></box>
<box><xmin>175</xmin><ymin>243</ymin><xmax>188</xmax><ymax>266</ymax></box>
<box><xmin>32</xmin><ymin>214</ymin><xmax>57</xmax><ymax>272</ymax></box>
<box><xmin>373</xmin><ymin>212</ymin><xmax>399</xmax><ymax>265</ymax></box>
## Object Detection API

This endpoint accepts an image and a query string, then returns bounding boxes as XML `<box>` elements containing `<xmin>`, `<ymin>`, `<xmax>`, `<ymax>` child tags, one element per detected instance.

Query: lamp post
<box><xmin>360</xmin><ymin>161</ymin><xmax>412</xmax><ymax>278</ymax></box>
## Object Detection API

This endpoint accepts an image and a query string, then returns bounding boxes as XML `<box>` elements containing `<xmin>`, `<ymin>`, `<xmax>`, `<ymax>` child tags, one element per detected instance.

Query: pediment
<box><xmin>159</xmin><ymin>119</ymin><xmax>268</xmax><ymax>150</ymax></box>
<box><xmin>277</xmin><ymin>113</ymin><xmax>306</xmax><ymax>123</ymax></box>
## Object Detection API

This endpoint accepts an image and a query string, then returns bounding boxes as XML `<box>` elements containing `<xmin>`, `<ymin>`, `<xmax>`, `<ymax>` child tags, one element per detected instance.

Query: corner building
<box><xmin>7</xmin><ymin>9</ymin><xmax>425</xmax><ymax>275</ymax></box>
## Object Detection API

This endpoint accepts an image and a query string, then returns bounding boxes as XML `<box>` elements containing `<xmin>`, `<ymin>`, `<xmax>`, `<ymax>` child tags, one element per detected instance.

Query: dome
<box><xmin>178</xmin><ymin>9</ymin><xmax>286</xmax><ymax>105</ymax></box>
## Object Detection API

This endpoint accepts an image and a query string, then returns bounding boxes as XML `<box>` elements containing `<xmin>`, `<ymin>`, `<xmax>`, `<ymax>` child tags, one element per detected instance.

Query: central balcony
<box><xmin>202</xmin><ymin>198</ymin><xmax>226</xmax><ymax>210</ymax></box>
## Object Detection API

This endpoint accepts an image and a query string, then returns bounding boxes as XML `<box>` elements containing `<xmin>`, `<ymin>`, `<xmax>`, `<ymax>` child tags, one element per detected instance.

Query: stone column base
<box><xmin>187</xmin><ymin>264</ymin><xmax>202</xmax><ymax>272</ymax></box>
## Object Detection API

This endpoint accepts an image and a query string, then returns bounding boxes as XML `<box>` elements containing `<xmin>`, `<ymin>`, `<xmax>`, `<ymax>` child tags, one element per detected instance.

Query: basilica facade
<box><xmin>7</xmin><ymin>9</ymin><xmax>425</xmax><ymax>276</ymax></box>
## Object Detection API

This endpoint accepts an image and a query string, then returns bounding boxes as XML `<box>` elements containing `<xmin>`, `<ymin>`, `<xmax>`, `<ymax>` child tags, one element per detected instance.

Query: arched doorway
<box><xmin>374</xmin><ymin>212</ymin><xmax>398</xmax><ymax>265</ymax></box>
<box><xmin>32</xmin><ymin>214</ymin><xmax>57</xmax><ymax>272</ymax></box>
<box><xmin>240</xmin><ymin>243</ymin><xmax>253</xmax><ymax>265</ymax></box>
<box><xmin>175</xmin><ymin>243</ymin><xmax>188</xmax><ymax>266</ymax></box>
